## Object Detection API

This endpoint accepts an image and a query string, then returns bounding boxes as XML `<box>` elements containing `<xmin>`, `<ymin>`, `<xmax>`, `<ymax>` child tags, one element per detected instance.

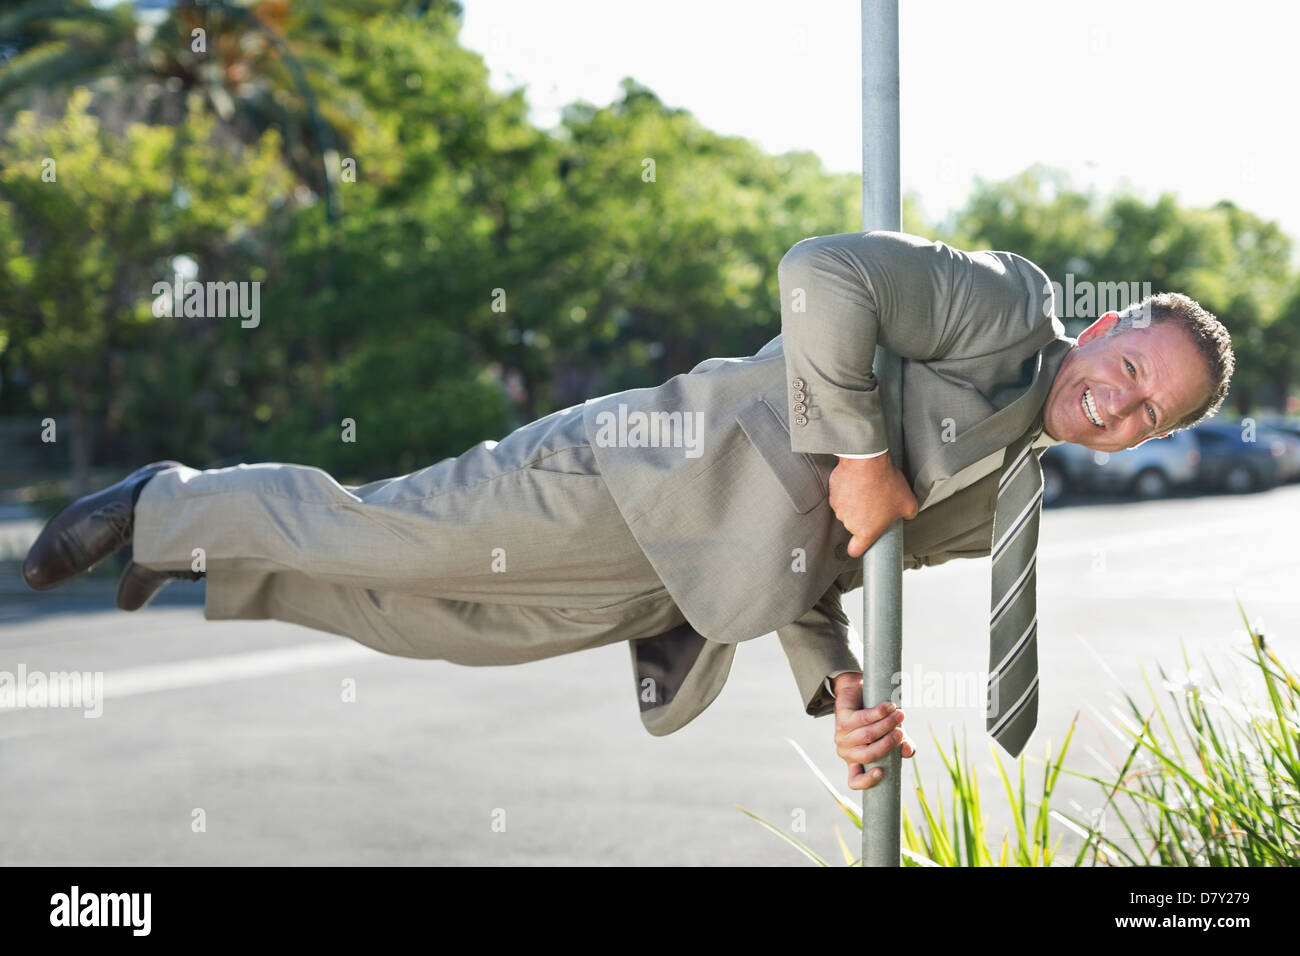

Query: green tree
<box><xmin>953</xmin><ymin>167</ymin><xmax>1297</xmax><ymax>415</ymax></box>
<box><xmin>0</xmin><ymin>88</ymin><xmax>291</xmax><ymax>491</ymax></box>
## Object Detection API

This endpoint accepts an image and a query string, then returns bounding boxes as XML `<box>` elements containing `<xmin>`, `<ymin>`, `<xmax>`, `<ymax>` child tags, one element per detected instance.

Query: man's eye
<box><xmin>1127</xmin><ymin>359</ymin><xmax>1155</xmax><ymax>425</ymax></box>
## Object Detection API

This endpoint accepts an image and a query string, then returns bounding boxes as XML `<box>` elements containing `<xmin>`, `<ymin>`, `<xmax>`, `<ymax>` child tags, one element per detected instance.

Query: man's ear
<box><xmin>1077</xmin><ymin>310</ymin><xmax>1121</xmax><ymax>346</ymax></box>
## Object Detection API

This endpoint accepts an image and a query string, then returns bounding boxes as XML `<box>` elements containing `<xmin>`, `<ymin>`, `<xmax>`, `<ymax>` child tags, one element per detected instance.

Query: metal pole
<box><xmin>860</xmin><ymin>0</ymin><xmax>902</xmax><ymax>868</ymax></box>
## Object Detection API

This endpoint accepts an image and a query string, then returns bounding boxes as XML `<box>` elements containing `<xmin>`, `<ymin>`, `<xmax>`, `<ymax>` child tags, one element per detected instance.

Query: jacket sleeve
<box><xmin>776</xmin><ymin>586</ymin><xmax>862</xmax><ymax>718</ymax></box>
<box><xmin>778</xmin><ymin>230</ymin><xmax>1046</xmax><ymax>456</ymax></box>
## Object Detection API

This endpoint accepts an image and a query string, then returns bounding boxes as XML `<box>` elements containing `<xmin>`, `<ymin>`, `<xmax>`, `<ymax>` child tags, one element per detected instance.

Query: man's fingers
<box><xmin>846</xmin><ymin>532</ymin><xmax>869</xmax><ymax>559</ymax></box>
<box><xmin>846</xmin><ymin>520</ymin><xmax>889</xmax><ymax>557</ymax></box>
<box><xmin>832</xmin><ymin>679</ymin><xmax>865</xmax><ymax>723</ymax></box>
<box><xmin>899</xmin><ymin>490</ymin><xmax>919</xmax><ymax>520</ymax></box>
<box><xmin>847</xmin><ymin>764</ymin><xmax>883</xmax><ymax>791</ymax></box>
<box><xmin>848</xmin><ymin>727</ymin><xmax>904</xmax><ymax>766</ymax></box>
<box><xmin>836</xmin><ymin>697</ymin><xmax>907</xmax><ymax>788</ymax></box>
<box><xmin>837</xmin><ymin>708</ymin><xmax>905</xmax><ymax>751</ymax></box>
<box><xmin>836</xmin><ymin>695</ymin><xmax>892</xmax><ymax>732</ymax></box>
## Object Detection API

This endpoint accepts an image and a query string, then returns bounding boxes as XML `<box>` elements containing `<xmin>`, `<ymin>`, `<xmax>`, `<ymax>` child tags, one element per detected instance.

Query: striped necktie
<box><xmin>987</xmin><ymin>423</ymin><xmax>1046</xmax><ymax>758</ymax></box>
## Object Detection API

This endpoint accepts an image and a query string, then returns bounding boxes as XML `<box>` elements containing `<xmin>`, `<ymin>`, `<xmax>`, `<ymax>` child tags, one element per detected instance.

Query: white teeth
<box><xmin>1082</xmin><ymin>388</ymin><xmax>1104</xmax><ymax>427</ymax></box>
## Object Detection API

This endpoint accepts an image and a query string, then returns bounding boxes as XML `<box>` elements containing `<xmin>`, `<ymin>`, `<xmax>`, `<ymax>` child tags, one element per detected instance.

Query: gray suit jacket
<box><xmin>581</xmin><ymin>230</ymin><xmax>1073</xmax><ymax>735</ymax></box>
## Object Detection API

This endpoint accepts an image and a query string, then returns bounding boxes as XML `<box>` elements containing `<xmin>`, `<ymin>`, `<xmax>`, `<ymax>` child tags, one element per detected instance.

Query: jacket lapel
<box><xmin>912</xmin><ymin>336</ymin><xmax>1073</xmax><ymax>510</ymax></box>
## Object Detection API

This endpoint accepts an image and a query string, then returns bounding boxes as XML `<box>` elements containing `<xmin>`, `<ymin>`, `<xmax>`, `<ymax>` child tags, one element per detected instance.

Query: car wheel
<box><xmin>1041</xmin><ymin>461</ymin><xmax>1066</xmax><ymax>505</ymax></box>
<box><xmin>1132</xmin><ymin>468</ymin><xmax>1170</xmax><ymax>500</ymax></box>
<box><xmin>1223</xmin><ymin>464</ymin><xmax>1257</xmax><ymax>493</ymax></box>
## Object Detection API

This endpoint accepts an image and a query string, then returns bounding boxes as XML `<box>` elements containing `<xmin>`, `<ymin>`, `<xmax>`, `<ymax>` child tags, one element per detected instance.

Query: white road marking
<box><xmin>0</xmin><ymin>641</ymin><xmax>379</xmax><ymax>717</ymax></box>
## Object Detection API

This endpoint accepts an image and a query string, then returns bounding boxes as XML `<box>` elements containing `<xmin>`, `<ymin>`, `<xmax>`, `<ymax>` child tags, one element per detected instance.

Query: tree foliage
<box><xmin>0</xmin><ymin>3</ymin><xmax>1294</xmax><ymax>489</ymax></box>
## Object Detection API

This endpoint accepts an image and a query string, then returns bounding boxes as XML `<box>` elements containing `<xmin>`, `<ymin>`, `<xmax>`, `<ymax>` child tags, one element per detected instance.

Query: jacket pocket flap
<box><xmin>736</xmin><ymin>397</ymin><xmax>827</xmax><ymax>514</ymax></box>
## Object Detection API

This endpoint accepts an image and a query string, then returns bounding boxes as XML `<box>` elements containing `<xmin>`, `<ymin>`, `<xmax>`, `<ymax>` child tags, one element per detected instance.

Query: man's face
<box><xmin>1042</xmin><ymin>311</ymin><xmax>1211</xmax><ymax>453</ymax></box>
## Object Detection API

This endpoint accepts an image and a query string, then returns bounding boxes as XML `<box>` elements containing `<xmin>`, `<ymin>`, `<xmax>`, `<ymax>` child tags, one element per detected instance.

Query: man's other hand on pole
<box><xmin>832</xmin><ymin>673</ymin><xmax>915</xmax><ymax>791</ymax></box>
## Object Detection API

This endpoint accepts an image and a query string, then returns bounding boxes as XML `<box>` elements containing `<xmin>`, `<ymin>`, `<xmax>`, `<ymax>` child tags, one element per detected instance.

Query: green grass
<box><xmin>740</xmin><ymin>596</ymin><xmax>1299</xmax><ymax>866</ymax></box>
<box><xmin>1056</xmin><ymin>595</ymin><xmax>1299</xmax><ymax>866</ymax></box>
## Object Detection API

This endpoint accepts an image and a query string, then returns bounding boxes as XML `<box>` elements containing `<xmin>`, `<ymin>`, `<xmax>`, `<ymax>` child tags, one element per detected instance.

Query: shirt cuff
<box><xmin>837</xmin><ymin>450</ymin><xmax>888</xmax><ymax>459</ymax></box>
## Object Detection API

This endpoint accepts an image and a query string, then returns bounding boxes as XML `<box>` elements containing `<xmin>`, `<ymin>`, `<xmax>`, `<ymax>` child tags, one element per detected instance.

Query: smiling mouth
<box><xmin>1081</xmin><ymin>386</ymin><xmax>1104</xmax><ymax>428</ymax></box>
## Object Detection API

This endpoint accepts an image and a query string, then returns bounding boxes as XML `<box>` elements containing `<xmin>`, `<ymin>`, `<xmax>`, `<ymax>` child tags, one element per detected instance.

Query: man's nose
<box><xmin>1114</xmin><ymin>382</ymin><xmax>1144</xmax><ymax>419</ymax></box>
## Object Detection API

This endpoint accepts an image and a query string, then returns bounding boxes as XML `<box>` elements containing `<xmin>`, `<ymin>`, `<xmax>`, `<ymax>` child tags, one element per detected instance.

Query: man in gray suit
<box><xmin>23</xmin><ymin>231</ymin><xmax>1235</xmax><ymax>791</ymax></box>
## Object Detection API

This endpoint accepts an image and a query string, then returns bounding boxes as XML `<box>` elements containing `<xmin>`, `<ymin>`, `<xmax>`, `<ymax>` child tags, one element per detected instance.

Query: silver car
<box><xmin>1258</xmin><ymin>420</ymin><xmax>1300</xmax><ymax>482</ymax></box>
<box><xmin>1040</xmin><ymin>429</ymin><xmax>1200</xmax><ymax>505</ymax></box>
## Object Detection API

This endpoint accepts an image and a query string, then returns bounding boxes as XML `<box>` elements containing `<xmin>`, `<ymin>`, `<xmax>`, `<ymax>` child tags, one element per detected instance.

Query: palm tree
<box><xmin>0</xmin><ymin>0</ymin><xmax>367</xmax><ymax>218</ymax></box>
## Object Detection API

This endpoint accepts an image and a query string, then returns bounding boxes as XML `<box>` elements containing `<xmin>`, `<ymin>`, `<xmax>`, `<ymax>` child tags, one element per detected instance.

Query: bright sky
<box><xmin>460</xmin><ymin>0</ymin><xmax>1300</xmax><ymax>255</ymax></box>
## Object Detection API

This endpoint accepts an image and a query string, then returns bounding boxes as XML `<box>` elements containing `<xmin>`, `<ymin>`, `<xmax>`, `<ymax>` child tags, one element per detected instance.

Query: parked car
<box><xmin>1040</xmin><ymin>429</ymin><xmax>1199</xmax><ymax>505</ymax></box>
<box><xmin>1257</xmin><ymin>419</ymin><xmax>1300</xmax><ymax>482</ymax></box>
<box><xmin>1259</xmin><ymin>416</ymin><xmax>1300</xmax><ymax>436</ymax></box>
<box><xmin>1189</xmin><ymin>420</ymin><xmax>1283</xmax><ymax>492</ymax></box>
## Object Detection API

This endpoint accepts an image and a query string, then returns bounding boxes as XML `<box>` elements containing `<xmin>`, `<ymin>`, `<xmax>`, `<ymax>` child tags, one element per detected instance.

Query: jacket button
<box><xmin>793</xmin><ymin>402</ymin><xmax>807</xmax><ymax>414</ymax></box>
<box><xmin>793</xmin><ymin>414</ymin><xmax>808</xmax><ymax>426</ymax></box>
<box><xmin>793</xmin><ymin>390</ymin><xmax>806</xmax><ymax>403</ymax></box>
<box><xmin>791</xmin><ymin>377</ymin><xmax>805</xmax><ymax>391</ymax></box>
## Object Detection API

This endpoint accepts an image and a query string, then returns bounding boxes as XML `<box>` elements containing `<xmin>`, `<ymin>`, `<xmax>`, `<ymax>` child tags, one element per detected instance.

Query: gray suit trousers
<box><xmin>132</xmin><ymin>403</ymin><xmax>688</xmax><ymax>664</ymax></box>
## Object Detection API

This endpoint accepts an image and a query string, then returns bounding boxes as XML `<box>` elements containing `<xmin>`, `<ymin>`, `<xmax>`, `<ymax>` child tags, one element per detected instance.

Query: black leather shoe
<box><xmin>116</xmin><ymin>560</ymin><xmax>204</xmax><ymax>611</ymax></box>
<box><xmin>22</xmin><ymin>461</ymin><xmax>182</xmax><ymax>591</ymax></box>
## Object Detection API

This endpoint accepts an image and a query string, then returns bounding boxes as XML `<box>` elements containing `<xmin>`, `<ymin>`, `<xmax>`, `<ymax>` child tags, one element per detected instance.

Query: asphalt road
<box><xmin>1</xmin><ymin>484</ymin><xmax>1297</xmax><ymax>865</ymax></box>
